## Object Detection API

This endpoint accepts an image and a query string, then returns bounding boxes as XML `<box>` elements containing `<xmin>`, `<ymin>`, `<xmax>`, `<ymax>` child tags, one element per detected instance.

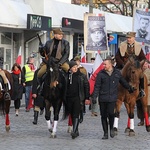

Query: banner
<box><xmin>133</xmin><ymin>8</ymin><xmax>150</xmax><ymax>44</ymax></box>
<box><xmin>84</xmin><ymin>13</ymin><xmax>108</xmax><ymax>53</ymax></box>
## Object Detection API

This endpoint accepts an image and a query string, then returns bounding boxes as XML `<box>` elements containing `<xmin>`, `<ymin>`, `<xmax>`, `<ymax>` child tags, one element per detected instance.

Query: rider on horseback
<box><xmin>0</xmin><ymin>56</ymin><xmax>11</xmax><ymax>101</ymax></box>
<box><xmin>115</xmin><ymin>31</ymin><xmax>147</xmax><ymax>98</ymax></box>
<box><xmin>37</xmin><ymin>28</ymin><xmax>70</xmax><ymax>95</ymax></box>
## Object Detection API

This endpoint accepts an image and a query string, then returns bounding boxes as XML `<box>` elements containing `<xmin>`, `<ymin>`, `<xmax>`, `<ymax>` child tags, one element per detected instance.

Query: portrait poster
<box><xmin>133</xmin><ymin>8</ymin><xmax>150</xmax><ymax>44</ymax></box>
<box><xmin>84</xmin><ymin>13</ymin><xmax>108</xmax><ymax>53</ymax></box>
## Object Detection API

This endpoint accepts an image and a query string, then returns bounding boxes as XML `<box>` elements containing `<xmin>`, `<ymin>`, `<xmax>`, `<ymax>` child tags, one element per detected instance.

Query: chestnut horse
<box><xmin>0</xmin><ymin>70</ymin><xmax>13</xmax><ymax>131</ymax></box>
<box><xmin>113</xmin><ymin>57</ymin><xmax>150</xmax><ymax>136</ymax></box>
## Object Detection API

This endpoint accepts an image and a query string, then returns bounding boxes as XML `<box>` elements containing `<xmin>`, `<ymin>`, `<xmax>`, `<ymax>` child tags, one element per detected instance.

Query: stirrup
<box><xmin>4</xmin><ymin>92</ymin><xmax>11</xmax><ymax>101</ymax></box>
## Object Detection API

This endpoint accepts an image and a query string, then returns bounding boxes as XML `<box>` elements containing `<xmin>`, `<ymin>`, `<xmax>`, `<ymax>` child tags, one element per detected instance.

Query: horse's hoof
<box><xmin>146</xmin><ymin>125</ymin><xmax>150</xmax><ymax>132</ymax></box>
<box><xmin>50</xmin><ymin>132</ymin><xmax>57</xmax><ymax>138</ymax></box>
<box><xmin>129</xmin><ymin>129</ymin><xmax>135</xmax><ymax>136</ymax></box>
<box><xmin>113</xmin><ymin>127</ymin><xmax>118</xmax><ymax>136</ymax></box>
<box><xmin>48</xmin><ymin>128</ymin><xmax>52</xmax><ymax>133</ymax></box>
<box><xmin>5</xmin><ymin>125</ymin><xmax>10</xmax><ymax>132</ymax></box>
<box><xmin>124</xmin><ymin>127</ymin><xmax>130</xmax><ymax>133</ymax></box>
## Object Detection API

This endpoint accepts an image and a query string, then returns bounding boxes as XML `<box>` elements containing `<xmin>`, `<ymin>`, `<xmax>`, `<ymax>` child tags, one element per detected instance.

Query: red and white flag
<box><xmin>16</xmin><ymin>46</ymin><xmax>21</xmax><ymax>65</ymax></box>
<box><xmin>81</xmin><ymin>45</ymin><xmax>86</xmax><ymax>63</ymax></box>
<box><xmin>89</xmin><ymin>53</ymin><xmax>104</xmax><ymax>95</ymax></box>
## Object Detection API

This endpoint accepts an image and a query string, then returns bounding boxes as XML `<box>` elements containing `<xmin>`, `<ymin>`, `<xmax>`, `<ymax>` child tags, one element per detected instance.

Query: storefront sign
<box><xmin>62</xmin><ymin>17</ymin><xmax>83</xmax><ymax>30</ymax></box>
<box><xmin>27</xmin><ymin>14</ymin><xmax>52</xmax><ymax>31</ymax></box>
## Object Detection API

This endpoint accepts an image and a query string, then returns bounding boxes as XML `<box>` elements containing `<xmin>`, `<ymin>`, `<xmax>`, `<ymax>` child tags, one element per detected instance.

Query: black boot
<box><xmin>101</xmin><ymin>118</ymin><xmax>108</xmax><ymax>139</ymax></box>
<box><xmin>4</xmin><ymin>83</ymin><xmax>11</xmax><ymax>101</ymax></box>
<box><xmin>33</xmin><ymin>111</ymin><xmax>39</xmax><ymax>125</ymax></box>
<box><xmin>139</xmin><ymin>77</ymin><xmax>145</xmax><ymax>97</ymax></box>
<box><xmin>71</xmin><ymin>118</ymin><xmax>79</xmax><ymax>139</ymax></box>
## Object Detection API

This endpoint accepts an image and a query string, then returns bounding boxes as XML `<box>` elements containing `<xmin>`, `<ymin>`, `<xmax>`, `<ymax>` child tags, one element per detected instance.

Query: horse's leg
<box><xmin>5</xmin><ymin>100</ymin><xmax>11</xmax><ymax>132</ymax></box>
<box><xmin>141</xmin><ymin>96</ymin><xmax>150</xmax><ymax>132</ymax></box>
<box><xmin>45</xmin><ymin>99</ymin><xmax>52</xmax><ymax>132</ymax></box>
<box><xmin>50</xmin><ymin>99</ymin><xmax>62</xmax><ymax>138</ymax></box>
<box><xmin>114</xmin><ymin>99</ymin><xmax>123</xmax><ymax>135</ymax></box>
<box><xmin>125</xmin><ymin>101</ymin><xmax>136</xmax><ymax>136</ymax></box>
<box><xmin>67</xmin><ymin>114</ymin><xmax>72</xmax><ymax>133</ymax></box>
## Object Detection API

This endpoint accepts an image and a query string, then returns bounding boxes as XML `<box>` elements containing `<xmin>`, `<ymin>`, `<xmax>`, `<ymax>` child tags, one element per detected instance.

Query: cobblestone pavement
<box><xmin>0</xmin><ymin>101</ymin><xmax>150</xmax><ymax>150</ymax></box>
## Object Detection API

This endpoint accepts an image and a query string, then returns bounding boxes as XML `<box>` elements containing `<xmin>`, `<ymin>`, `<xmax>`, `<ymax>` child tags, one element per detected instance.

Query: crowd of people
<box><xmin>0</xmin><ymin>29</ymin><xmax>149</xmax><ymax>140</ymax></box>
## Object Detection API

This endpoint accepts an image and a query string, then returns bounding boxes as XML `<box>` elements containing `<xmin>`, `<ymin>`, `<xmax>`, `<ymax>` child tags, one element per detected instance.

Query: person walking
<box><xmin>21</xmin><ymin>56</ymin><xmax>35</xmax><ymax>112</ymax></box>
<box><xmin>66</xmin><ymin>61</ymin><xmax>90</xmax><ymax>139</ymax></box>
<box><xmin>32</xmin><ymin>69</ymin><xmax>45</xmax><ymax>124</ymax></box>
<box><xmin>115</xmin><ymin>31</ymin><xmax>146</xmax><ymax>98</ymax></box>
<box><xmin>91</xmin><ymin>56</ymin><xmax>134</xmax><ymax>140</ymax></box>
<box><xmin>11</xmin><ymin>63</ymin><xmax>23</xmax><ymax>116</ymax></box>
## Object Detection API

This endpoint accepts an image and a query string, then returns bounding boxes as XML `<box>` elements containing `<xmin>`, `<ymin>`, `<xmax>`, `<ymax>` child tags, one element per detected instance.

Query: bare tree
<box><xmin>75</xmin><ymin>0</ymin><xmax>149</xmax><ymax>17</ymax></box>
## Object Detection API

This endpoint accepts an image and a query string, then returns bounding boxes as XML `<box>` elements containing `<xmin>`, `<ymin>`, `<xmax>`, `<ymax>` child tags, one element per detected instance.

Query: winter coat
<box><xmin>41</xmin><ymin>38</ymin><xmax>70</xmax><ymax>65</ymax></box>
<box><xmin>11</xmin><ymin>73</ymin><xmax>23</xmax><ymax>100</ymax></box>
<box><xmin>66</xmin><ymin>70</ymin><xmax>90</xmax><ymax>104</ymax></box>
<box><xmin>92</xmin><ymin>68</ymin><xmax>130</xmax><ymax>103</ymax></box>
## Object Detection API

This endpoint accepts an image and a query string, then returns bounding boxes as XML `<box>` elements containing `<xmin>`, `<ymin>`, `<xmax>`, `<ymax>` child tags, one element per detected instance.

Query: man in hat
<box><xmin>66</xmin><ymin>60</ymin><xmax>90</xmax><ymax>139</ymax></box>
<box><xmin>87</xmin><ymin>22</ymin><xmax>107</xmax><ymax>51</ymax></box>
<box><xmin>115</xmin><ymin>31</ymin><xmax>146</xmax><ymax>97</ymax></box>
<box><xmin>37</xmin><ymin>28</ymin><xmax>70</xmax><ymax>94</ymax></box>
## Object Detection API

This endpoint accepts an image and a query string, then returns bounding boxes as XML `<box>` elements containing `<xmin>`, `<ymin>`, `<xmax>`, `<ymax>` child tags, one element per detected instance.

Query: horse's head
<box><xmin>125</xmin><ymin>58</ymin><xmax>143</xmax><ymax>87</ymax></box>
<box><xmin>46</xmin><ymin>56</ymin><xmax>60</xmax><ymax>89</ymax></box>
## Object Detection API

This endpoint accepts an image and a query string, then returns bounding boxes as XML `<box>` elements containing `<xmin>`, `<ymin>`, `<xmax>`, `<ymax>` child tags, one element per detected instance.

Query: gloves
<box><xmin>128</xmin><ymin>86</ymin><xmax>135</xmax><ymax>93</ymax></box>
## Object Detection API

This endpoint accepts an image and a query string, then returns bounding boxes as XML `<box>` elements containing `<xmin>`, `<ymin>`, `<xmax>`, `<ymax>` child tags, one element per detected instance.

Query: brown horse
<box><xmin>0</xmin><ymin>70</ymin><xmax>13</xmax><ymax>131</ymax></box>
<box><xmin>113</xmin><ymin>57</ymin><xmax>150</xmax><ymax>136</ymax></box>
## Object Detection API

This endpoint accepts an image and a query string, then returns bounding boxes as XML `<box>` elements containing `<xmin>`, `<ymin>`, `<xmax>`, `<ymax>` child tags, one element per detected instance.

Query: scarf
<box><xmin>49</xmin><ymin>40</ymin><xmax>62</xmax><ymax>60</ymax></box>
<box><xmin>12</xmin><ymin>69</ymin><xmax>21</xmax><ymax>75</ymax></box>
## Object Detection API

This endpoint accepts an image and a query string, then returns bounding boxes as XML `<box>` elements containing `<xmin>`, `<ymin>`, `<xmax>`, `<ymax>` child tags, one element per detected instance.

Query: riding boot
<box><xmin>33</xmin><ymin>111</ymin><xmax>39</xmax><ymax>125</ymax></box>
<box><xmin>4</xmin><ymin>83</ymin><xmax>11</xmax><ymax>101</ymax></box>
<box><xmin>101</xmin><ymin>118</ymin><xmax>108</xmax><ymax>139</ymax></box>
<box><xmin>139</xmin><ymin>77</ymin><xmax>145</xmax><ymax>97</ymax></box>
<box><xmin>71</xmin><ymin>118</ymin><xmax>79</xmax><ymax>139</ymax></box>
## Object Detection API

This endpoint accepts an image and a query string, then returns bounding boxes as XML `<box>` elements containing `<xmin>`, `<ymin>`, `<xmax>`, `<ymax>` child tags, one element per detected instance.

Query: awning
<box><xmin>0</xmin><ymin>0</ymin><xmax>33</xmax><ymax>28</ymax></box>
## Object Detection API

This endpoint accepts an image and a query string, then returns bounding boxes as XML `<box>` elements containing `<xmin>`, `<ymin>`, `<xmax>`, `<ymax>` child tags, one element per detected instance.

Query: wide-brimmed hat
<box><xmin>53</xmin><ymin>28</ymin><xmax>64</xmax><ymax>34</ymax></box>
<box><xmin>126</xmin><ymin>32</ymin><xmax>136</xmax><ymax>38</ymax></box>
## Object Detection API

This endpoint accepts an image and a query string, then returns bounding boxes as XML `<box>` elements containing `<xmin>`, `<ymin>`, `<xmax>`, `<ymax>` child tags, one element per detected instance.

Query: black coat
<box><xmin>92</xmin><ymin>68</ymin><xmax>130</xmax><ymax>102</ymax></box>
<box><xmin>66</xmin><ymin>70</ymin><xmax>90</xmax><ymax>103</ymax></box>
<box><xmin>41</xmin><ymin>38</ymin><xmax>70</xmax><ymax>65</ymax></box>
<box><xmin>11</xmin><ymin>73</ymin><xmax>23</xmax><ymax>100</ymax></box>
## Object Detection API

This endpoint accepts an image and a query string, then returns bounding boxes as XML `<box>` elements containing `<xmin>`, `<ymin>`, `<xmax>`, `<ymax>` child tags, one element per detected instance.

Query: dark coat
<box><xmin>41</xmin><ymin>38</ymin><xmax>70</xmax><ymax>65</ymax></box>
<box><xmin>11</xmin><ymin>73</ymin><xmax>23</xmax><ymax>100</ymax></box>
<box><xmin>32</xmin><ymin>69</ymin><xmax>44</xmax><ymax>107</ymax></box>
<box><xmin>66</xmin><ymin>70</ymin><xmax>90</xmax><ymax>103</ymax></box>
<box><xmin>92</xmin><ymin>68</ymin><xmax>130</xmax><ymax>103</ymax></box>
